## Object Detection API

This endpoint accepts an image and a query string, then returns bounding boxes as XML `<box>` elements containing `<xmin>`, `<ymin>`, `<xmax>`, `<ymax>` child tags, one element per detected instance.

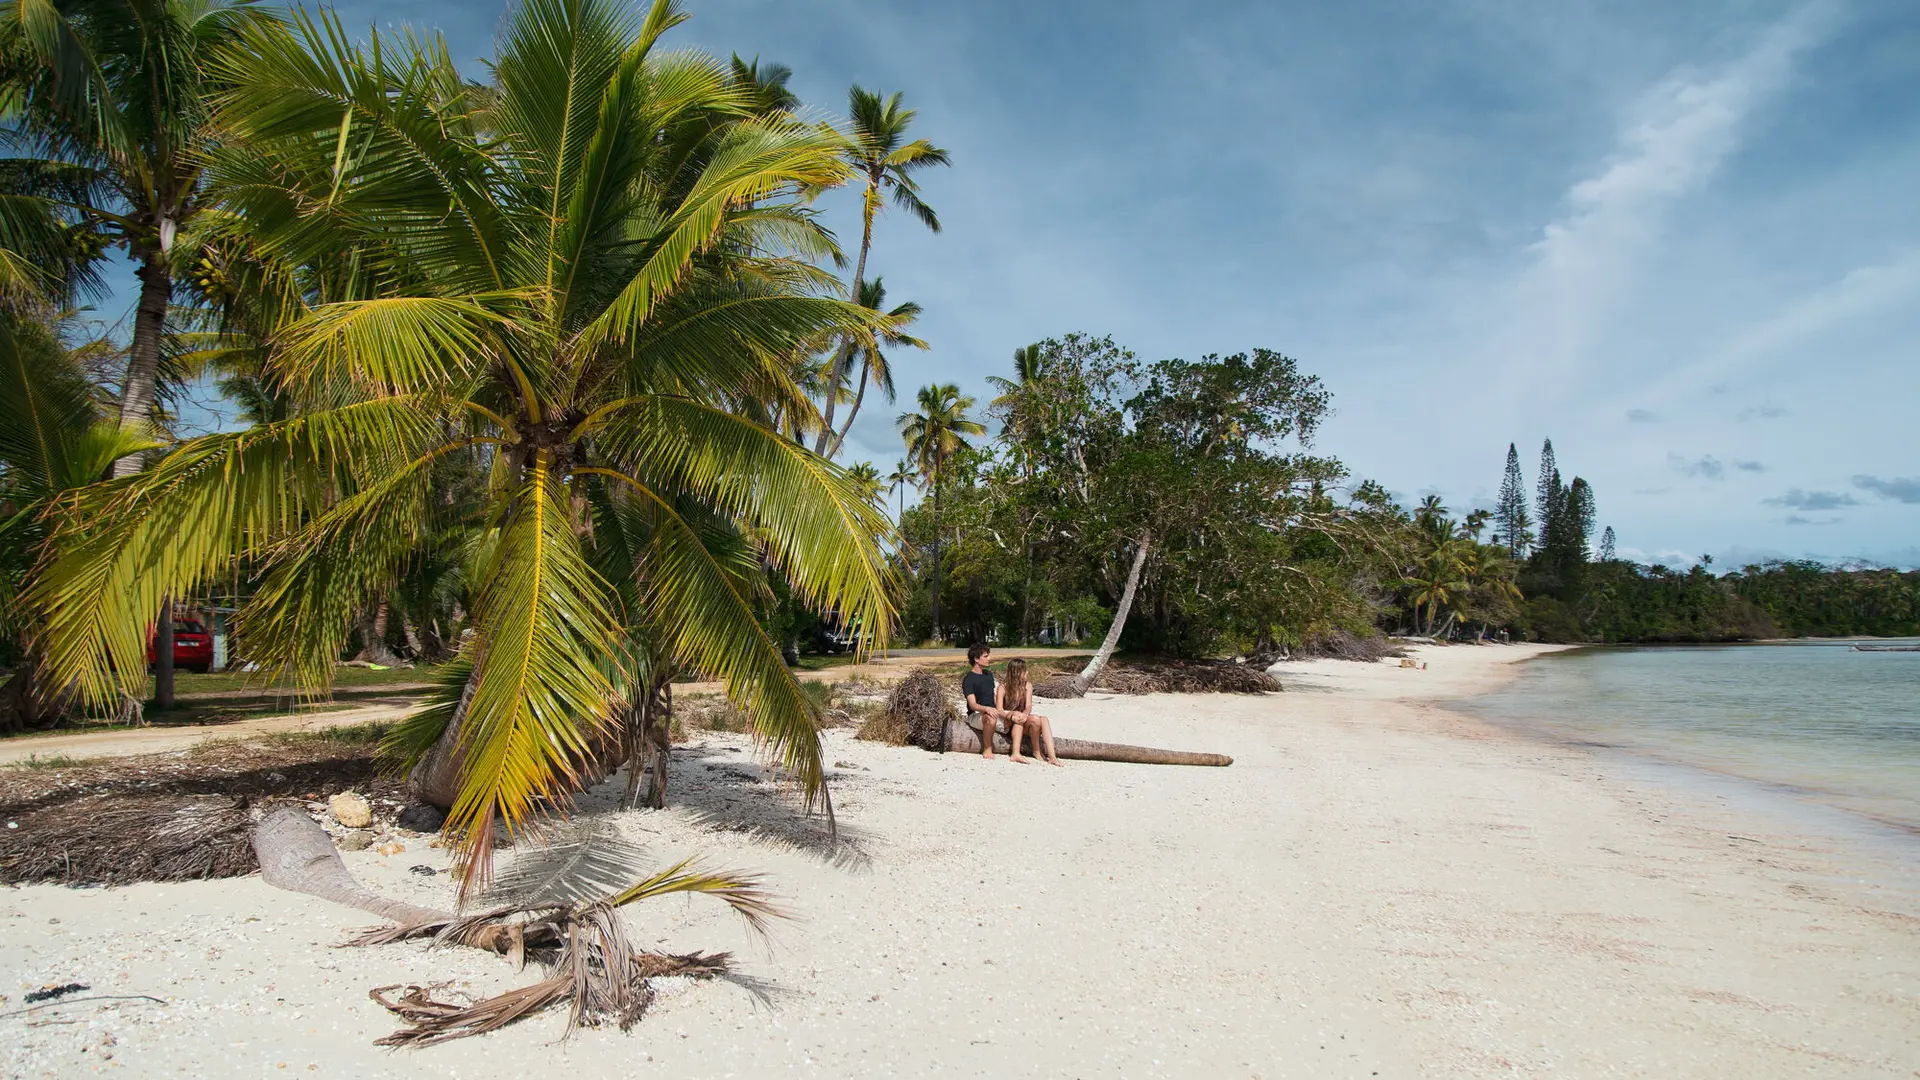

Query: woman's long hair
<box><xmin>1002</xmin><ymin>659</ymin><xmax>1030</xmax><ymax>711</ymax></box>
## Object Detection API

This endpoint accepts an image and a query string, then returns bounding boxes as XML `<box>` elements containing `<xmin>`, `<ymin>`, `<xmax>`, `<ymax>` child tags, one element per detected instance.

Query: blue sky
<box><xmin>164</xmin><ymin>0</ymin><xmax>1920</xmax><ymax>567</ymax></box>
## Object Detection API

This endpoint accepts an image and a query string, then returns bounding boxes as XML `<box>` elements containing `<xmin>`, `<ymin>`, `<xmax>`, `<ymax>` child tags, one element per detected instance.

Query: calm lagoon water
<box><xmin>1461</xmin><ymin>641</ymin><xmax>1920</xmax><ymax>839</ymax></box>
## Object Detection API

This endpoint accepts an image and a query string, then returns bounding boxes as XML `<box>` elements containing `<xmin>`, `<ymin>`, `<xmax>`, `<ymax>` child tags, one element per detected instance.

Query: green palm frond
<box><xmin>447</xmin><ymin>456</ymin><xmax>623</xmax><ymax>896</ymax></box>
<box><xmin>587</xmin><ymin>396</ymin><xmax>895</xmax><ymax>638</ymax></box>
<box><xmin>28</xmin><ymin>396</ymin><xmax>434</xmax><ymax>706</ymax></box>
<box><xmin>578</xmin><ymin>467</ymin><xmax>833</xmax><ymax>815</ymax></box>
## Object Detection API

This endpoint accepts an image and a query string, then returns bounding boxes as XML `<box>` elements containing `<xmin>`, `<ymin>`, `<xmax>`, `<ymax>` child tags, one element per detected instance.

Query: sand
<box><xmin>3</xmin><ymin>643</ymin><xmax>1915</xmax><ymax>1078</ymax></box>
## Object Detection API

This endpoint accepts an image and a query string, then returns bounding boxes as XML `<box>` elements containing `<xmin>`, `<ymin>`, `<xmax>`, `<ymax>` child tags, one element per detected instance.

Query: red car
<box><xmin>147</xmin><ymin>617</ymin><xmax>215</xmax><ymax>674</ymax></box>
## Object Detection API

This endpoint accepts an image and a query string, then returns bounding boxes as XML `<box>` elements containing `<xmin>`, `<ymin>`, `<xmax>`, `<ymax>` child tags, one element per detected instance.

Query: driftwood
<box><xmin>939</xmin><ymin>717</ymin><xmax>1231</xmax><ymax>767</ymax></box>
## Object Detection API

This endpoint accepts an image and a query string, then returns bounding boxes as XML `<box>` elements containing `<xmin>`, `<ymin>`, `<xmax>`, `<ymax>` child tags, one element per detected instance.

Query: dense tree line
<box><xmin>886</xmin><ymin>335</ymin><xmax>1523</xmax><ymax>657</ymax></box>
<box><xmin>1490</xmin><ymin>442</ymin><xmax>1917</xmax><ymax>642</ymax></box>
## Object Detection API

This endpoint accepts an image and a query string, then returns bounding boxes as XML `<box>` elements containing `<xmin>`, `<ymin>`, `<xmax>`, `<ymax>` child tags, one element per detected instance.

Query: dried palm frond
<box><xmin>348</xmin><ymin>850</ymin><xmax>784</xmax><ymax>1045</ymax></box>
<box><xmin>483</xmin><ymin>821</ymin><xmax>651</xmax><ymax>908</ymax></box>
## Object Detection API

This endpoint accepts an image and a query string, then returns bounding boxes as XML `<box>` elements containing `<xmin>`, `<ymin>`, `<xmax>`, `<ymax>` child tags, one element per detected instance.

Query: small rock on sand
<box><xmin>337</xmin><ymin>830</ymin><xmax>374</xmax><ymax>851</ymax></box>
<box><xmin>328</xmin><ymin>792</ymin><xmax>373</xmax><ymax>829</ymax></box>
<box><xmin>395</xmin><ymin>803</ymin><xmax>447</xmax><ymax>833</ymax></box>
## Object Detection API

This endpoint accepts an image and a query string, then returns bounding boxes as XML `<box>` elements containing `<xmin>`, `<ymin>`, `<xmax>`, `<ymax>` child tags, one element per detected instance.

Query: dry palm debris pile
<box><xmin>0</xmin><ymin>733</ymin><xmax>403</xmax><ymax>886</ymax></box>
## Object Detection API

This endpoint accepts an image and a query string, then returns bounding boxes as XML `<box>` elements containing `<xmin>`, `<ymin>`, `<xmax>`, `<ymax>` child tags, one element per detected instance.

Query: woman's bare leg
<box><xmin>1034</xmin><ymin>714</ymin><xmax>1062</xmax><ymax>766</ymax></box>
<box><xmin>1009</xmin><ymin>717</ymin><xmax>1030</xmax><ymax>762</ymax></box>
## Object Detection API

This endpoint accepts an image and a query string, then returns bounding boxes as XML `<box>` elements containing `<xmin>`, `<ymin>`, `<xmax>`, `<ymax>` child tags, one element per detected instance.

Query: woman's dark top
<box><xmin>961</xmin><ymin>669</ymin><xmax>996</xmax><ymax>714</ymax></box>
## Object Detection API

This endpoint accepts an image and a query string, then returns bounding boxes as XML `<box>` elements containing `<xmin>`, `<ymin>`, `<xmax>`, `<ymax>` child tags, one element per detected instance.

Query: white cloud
<box><xmin>1503</xmin><ymin>5</ymin><xmax>1836</xmax><ymax>393</ymax></box>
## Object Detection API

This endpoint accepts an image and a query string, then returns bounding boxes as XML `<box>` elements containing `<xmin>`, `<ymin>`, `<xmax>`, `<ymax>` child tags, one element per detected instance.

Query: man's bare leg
<box><xmin>980</xmin><ymin>714</ymin><xmax>996</xmax><ymax>759</ymax></box>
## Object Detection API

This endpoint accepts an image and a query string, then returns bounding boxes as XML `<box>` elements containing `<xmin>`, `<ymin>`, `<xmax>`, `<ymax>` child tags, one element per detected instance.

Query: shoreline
<box><xmin>1445</xmin><ymin>644</ymin><xmax>1920</xmax><ymax>872</ymax></box>
<box><xmin>4</xmin><ymin>643</ymin><xmax>1916</xmax><ymax>1077</ymax></box>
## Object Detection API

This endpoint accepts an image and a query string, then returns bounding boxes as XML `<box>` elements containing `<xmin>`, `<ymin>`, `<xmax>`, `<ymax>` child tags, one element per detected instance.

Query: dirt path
<box><xmin>0</xmin><ymin>701</ymin><xmax>426</xmax><ymax>765</ymax></box>
<box><xmin>0</xmin><ymin>648</ymin><xmax>1082</xmax><ymax>765</ymax></box>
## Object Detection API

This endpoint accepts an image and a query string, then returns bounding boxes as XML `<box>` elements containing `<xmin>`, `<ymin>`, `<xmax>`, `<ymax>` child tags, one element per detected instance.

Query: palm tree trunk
<box><xmin>941</xmin><ymin>718</ymin><xmax>1229</xmax><ymax>766</ymax></box>
<box><xmin>153</xmin><ymin>599</ymin><xmax>175</xmax><ymax>710</ymax></box>
<box><xmin>253</xmin><ymin>807</ymin><xmax>453</xmax><ymax>926</ymax></box>
<box><xmin>1072</xmin><ymin>531</ymin><xmax>1151</xmax><ymax>696</ymax></box>
<box><xmin>356</xmin><ymin>601</ymin><xmax>398</xmax><ymax>664</ymax></box>
<box><xmin>814</xmin><ymin>193</ymin><xmax>875</xmax><ymax>456</ymax></box>
<box><xmin>113</xmin><ymin>258</ymin><xmax>172</xmax><ymax>478</ymax></box>
<box><xmin>407</xmin><ymin>664</ymin><xmax>482</xmax><ymax>809</ymax></box>
<box><xmin>643</xmin><ymin>680</ymin><xmax>672</xmax><ymax>809</ymax></box>
<box><xmin>928</xmin><ymin>466</ymin><xmax>943</xmax><ymax>642</ymax></box>
<box><xmin>826</xmin><ymin>358</ymin><xmax>869</xmax><ymax>459</ymax></box>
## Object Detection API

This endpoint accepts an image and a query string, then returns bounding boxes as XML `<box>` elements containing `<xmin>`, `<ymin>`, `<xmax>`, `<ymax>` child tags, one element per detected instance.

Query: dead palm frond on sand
<box><xmin>254</xmin><ymin>808</ymin><xmax>783</xmax><ymax>1046</ymax></box>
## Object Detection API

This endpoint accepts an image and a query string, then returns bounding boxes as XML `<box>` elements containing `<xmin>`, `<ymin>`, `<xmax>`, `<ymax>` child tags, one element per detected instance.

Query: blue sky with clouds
<box><xmin>163</xmin><ymin>0</ymin><xmax>1920</xmax><ymax>566</ymax></box>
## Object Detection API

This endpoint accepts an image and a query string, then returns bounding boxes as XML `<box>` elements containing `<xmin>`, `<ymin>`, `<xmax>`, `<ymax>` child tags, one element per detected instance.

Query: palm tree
<box><xmin>1405</xmin><ymin>544</ymin><xmax>1469</xmax><ymax>635</ymax></box>
<box><xmin>0</xmin><ymin>0</ymin><xmax>279</xmax><ymax>475</ymax></box>
<box><xmin>846</xmin><ymin>460</ymin><xmax>883</xmax><ymax>500</ymax></box>
<box><xmin>727</xmin><ymin>53</ymin><xmax>798</xmax><ymax>114</ymax></box>
<box><xmin>823</xmin><ymin>276</ymin><xmax>924</xmax><ymax>458</ymax></box>
<box><xmin>27</xmin><ymin>0</ymin><xmax>895</xmax><ymax>892</ymax></box>
<box><xmin>897</xmin><ymin>383</ymin><xmax>982</xmax><ymax>642</ymax></box>
<box><xmin>814</xmin><ymin>87</ymin><xmax>947</xmax><ymax>455</ymax></box>
<box><xmin>885</xmin><ymin>457</ymin><xmax>915</xmax><ymax>521</ymax></box>
<box><xmin>986</xmin><ymin>342</ymin><xmax>1048</xmax><ymax>461</ymax></box>
<box><xmin>0</xmin><ymin>313</ymin><xmax>156</xmax><ymax>731</ymax></box>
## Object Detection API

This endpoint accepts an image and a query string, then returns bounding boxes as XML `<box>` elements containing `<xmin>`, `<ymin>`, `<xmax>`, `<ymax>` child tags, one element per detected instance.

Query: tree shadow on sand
<box><xmin>571</xmin><ymin>741</ymin><xmax>878</xmax><ymax>873</ymax></box>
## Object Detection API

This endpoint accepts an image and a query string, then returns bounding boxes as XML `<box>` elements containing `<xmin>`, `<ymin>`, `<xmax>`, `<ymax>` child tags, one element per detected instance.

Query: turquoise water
<box><xmin>1462</xmin><ymin>641</ymin><xmax>1920</xmax><ymax>838</ymax></box>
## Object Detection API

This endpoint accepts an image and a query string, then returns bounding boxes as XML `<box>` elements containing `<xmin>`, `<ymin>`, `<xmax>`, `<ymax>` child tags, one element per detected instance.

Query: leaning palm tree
<box><xmin>0</xmin><ymin>0</ymin><xmax>279</xmax><ymax>474</ymax></box>
<box><xmin>28</xmin><ymin>0</ymin><xmax>895</xmax><ymax>893</ymax></box>
<box><xmin>897</xmin><ymin>383</ymin><xmax>982</xmax><ymax>641</ymax></box>
<box><xmin>822</xmin><ymin>276</ymin><xmax>924</xmax><ymax>458</ymax></box>
<box><xmin>814</xmin><ymin>87</ymin><xmax>947</xmax><ymax>455</ymax></box>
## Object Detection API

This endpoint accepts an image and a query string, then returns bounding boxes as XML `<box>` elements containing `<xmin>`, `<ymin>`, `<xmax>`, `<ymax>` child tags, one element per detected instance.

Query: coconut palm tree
<box><xmin>846</xmin><ymin>460</ymin><xmax>883</xmax><ymax>500</ymax></box>
<box><xmin>27</xmin><ymin>0</ymin><xmax>896</xmax><ymax>892</ymax></box>
<box><xmin>727</xmin><ymin>53</ymin><xmax>798</xmax><ymax>114</ymax></box>
<box><xmin>1405</xmin><ymin>544</ymin><xmax>1469</xmax><ymax>636</ymax></box>
<box><xmin>898</xmin><ymin>383</ymin><xmax>982</xmax><ymax>641</ymax></box>
<box><xmin>823</xmin><ymin>276</ymin><xmax>924</xmax><ymax>458</ymax></box>
<box><xmin>0</xmin><ymin>313</ymin><xmax>157</xmax><ymax>731</ymax></box>
<box><xmin>0</xmin><ymin>0</ymin><xmax>279</xmax><ymax>474</ymax></box>
<box><xmin>814</xmin><ymin>87</ymin><xmax>947</xmax><ymax>455</ymax></box>
<box><xmin>885</xmin><ymin>457</ymin><xmax>915</xmax><ymax>521</ymax></box>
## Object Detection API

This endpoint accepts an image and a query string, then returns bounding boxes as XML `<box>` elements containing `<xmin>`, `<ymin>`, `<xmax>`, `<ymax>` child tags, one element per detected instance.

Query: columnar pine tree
<box><xmin>1568</xmin><ymin>477</ymin><xmax>1596</xmax><ymax>556</ymax></box>
<box><xmin>1495</xmin><ymin>443</ymin><xmax>1532</xmax><ymax>556</ymax></box>
<box><xmin>1535</xmin><ymin>439</ymin><xmax>1559</xmax><ymax>538</ymax></box>
<box><xmin>1598</xmin><ymin>525</ymin><xmax>1617</xmax><ymax>562</ymax></box>
<box><xmin>1565</xmin><ymin>477</ymin><xmax>1595</xmax><ymax>558</ymax></box>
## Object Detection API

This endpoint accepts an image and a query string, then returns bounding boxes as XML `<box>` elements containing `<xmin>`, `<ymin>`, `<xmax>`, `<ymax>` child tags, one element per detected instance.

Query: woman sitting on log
<box><xmin>998</xmin><ymin>659</ymin><xmax>1062</xmax><ymax>767</ymax></box>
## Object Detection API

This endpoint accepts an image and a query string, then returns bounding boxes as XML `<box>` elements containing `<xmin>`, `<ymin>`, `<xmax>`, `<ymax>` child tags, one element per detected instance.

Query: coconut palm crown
<box><xmin>0</xmin><ymin>0</ymin><xmax>281</xmax><ymax>469</ymax></box>
<box><xmin>27</xmin><ymin>0</ymin><xmax>898</xmax><ymax>891</ymax></box>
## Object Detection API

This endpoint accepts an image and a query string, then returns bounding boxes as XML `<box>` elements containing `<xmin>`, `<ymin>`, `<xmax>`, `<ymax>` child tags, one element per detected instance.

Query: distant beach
<box><xmin>5</xmin><ymin>643</ymin><xmax>1917</xmax><ymax>1077</ymax></box>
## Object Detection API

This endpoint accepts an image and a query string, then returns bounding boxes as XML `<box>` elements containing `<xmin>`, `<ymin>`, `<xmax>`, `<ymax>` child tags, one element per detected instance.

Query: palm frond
<box><xmin>27</xmin><ymin>396</ymin><xmax>434</xmax><ymax>707</ymax></box>
<box><xmin>445</xmin><ymin>455</ymin><xmax>623</xmax><ymax>896</ymax></box>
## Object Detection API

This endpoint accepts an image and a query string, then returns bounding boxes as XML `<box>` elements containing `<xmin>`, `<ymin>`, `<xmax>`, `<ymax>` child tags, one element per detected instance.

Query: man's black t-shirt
<box><xmin>961</xmin><ymin>669</ymin><xmax>996</xmax><ymax>714</ymax></box>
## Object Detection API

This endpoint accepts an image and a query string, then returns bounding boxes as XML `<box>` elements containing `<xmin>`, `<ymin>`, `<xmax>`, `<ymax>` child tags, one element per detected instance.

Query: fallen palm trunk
<box><xmin>934</xmin><ymin>717</ymin><xmax>1232</xmax><ymax>767</ymax></box>
<box><xmin>253</xmin><ymin>806</ymin><xmax>454</xmax><ymax>927</ymax></box>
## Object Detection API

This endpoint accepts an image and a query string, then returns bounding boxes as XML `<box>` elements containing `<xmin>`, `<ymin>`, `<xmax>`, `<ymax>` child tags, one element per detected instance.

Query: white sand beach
<box><xmin>3</xmin><ymin>643</ymin><xmax>1916</xmax><ymax>1078</ymax></box>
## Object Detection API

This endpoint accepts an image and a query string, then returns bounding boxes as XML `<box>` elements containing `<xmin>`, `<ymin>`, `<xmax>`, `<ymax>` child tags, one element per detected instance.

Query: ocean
<box><xmin>1460</xmin><ymin>641</ymin><xmax>1920</xmax><ymax>843</ymax></box>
